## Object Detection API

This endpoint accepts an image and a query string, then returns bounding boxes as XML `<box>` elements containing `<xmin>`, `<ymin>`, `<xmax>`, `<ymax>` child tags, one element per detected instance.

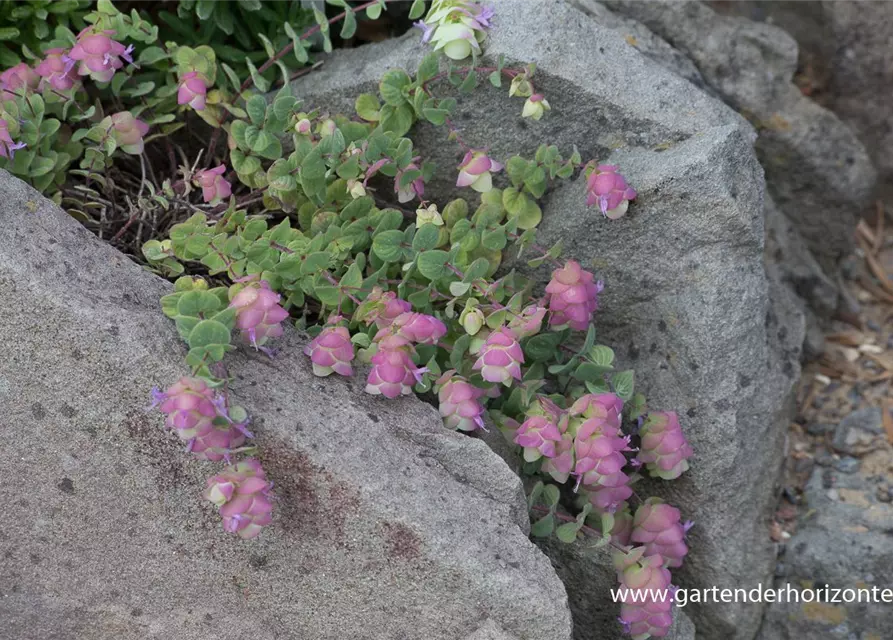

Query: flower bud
<box><xmin>177</xmin><ymin>71</ymin><xmax>208</xmax><ymax>111</ymax></box>
<box><xmin>109</xmin><ymin>112</ymin><xmax>150</xmax><ymax>155</ymax></box>
<box><xmin>585</xmin><ymin>163</ymin><xmax>637</xmax><ymax>219</ymax></box>
<box><xmin>436</xmin><ymin>371</ymin><xmax>485</xmax><ymax>431</ymax></box>
<box><xmin>521</xmin><ymin>94</ymin><xmax>550</xmax><ymax>121</ymax></box>
<box><xmin>355</xmin><ymin>288</ymin><xmax>412</xmax><ymax>330</ymax></box>
<box><xmin>460</xmin><ymin>305</ymin><xmax>485</xmax><ymax>336</ymax></box>
<box><xmin>472</xmin><ymin>327</ymin><xmax>524</xmax><ymax>386</ymax></box>
<box><xmin>304</xmin><ymin>324</ymin><xmax>355</xmax><ymax>377</ymax></box>
<box><xmin>507</xmin><ymin>304</ymin><xmax>546</xmax><ymax>338</ymax></box>
<box><xmin>456</xmin><ymin>149</ymin><xmax>503</xmax><ymax>193</ymax></box>
<box><xmin>508</xmin><ymin>73</ymin><xmax>533</xmax><ymax>98</ymax></box>
<box><xmin>347</xmin><ymin>179</ymin><xmax>366</xmax><ymax>199</ymax></box>
<box><xmin>637</xmin><ymin>411</ymin><xmax>693</xmax><ymax>480</ymax></box>
<box><xmin>295</xmin><ymin>118</ymin><xmax>312</xmax><ymax>134</ymax></box>
<box><xmin>388</xmin><ymin>312</ymin><xmax>447</xmax><ymax>345</ymax></box>
<box><xmin>193</xmin><ymin>165</ymin><xmax>232</xmax><ymax>204</ymax></box>
<box><xmin>229</xmin><ymin>281</ymin><xmax>290</xmax><ymax>348</ymax></box>
<box><xmin>365</xmin><ymin>334</ymin><xmax>421</xmax><ymax>398</ymax></box>
<box><xmin>416</xmin><ymin>203</ymin><xmax>443</xmax><ymax>227</ymax></box>
<box><xmin>545</xmin><ymin>260</ymin><xmax>602</xmax><ymax>331</ymax></box>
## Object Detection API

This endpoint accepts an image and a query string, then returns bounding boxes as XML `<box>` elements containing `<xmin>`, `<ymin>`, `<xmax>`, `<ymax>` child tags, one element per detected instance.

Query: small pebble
<box><xmin>826</xmin><ymin>488</ymin><xmax>840</xmax><ymax>501</ymax></box>
<box><xmin>833</xmin><ymin>457</ymin><xmax>860</xmax><ymax>474</ymax></box>
<box><xmin>815</xmin><ymin>452</ymin><xmax>835</xmax><ymax>467</ymax></box>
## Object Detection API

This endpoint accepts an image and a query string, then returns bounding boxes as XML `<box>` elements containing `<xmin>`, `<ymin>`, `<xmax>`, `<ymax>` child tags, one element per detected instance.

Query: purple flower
<box><xmin>177</xmin><ymin>71</ymin><xmax>208</xmax><ymax>111</ymax></box>
<box><xmin>414</xmin><ymin>19</ymin><xmax>435</xmax><ymax>44</ymax></box>
<box><xmin>472</xmin><ymin>327</ymin><xmax>524</xmax><ymax>386</ymax></box>
<box><xmin>304</xmin><ymin>324</ymin><xmax>355</xmax><ymax>377</ymax></box>
<box><xmin>585</xmin><ymin>163</ymin><xmax>637</xmax><ymax>219</ymax></box>
<box><xmin>204</xmin><ymin>458</ymin><xmax>273</xmax><ymax>539</ymax></box>
<box><xmin>437</xmin><ymin>372</ymin><xmax>486</xmax><ymax>431</ymax></box>
<box><xmin>193</xmin><ymin>165</ymin><xmax>232</xmax><ymax>204</ymax></box>
<box><xmin>456</xmin><ymin>149</ymin><xmax>503</xmax><ymax>193</ymax></box>
<box><xmin>229</xmin><ymin>281</ymin><xmax>290</xmax><ymax>348</ymax></box>
<box><xmin>68</xmin><ymin>28</ymin><xmax>130</xmax><ymax>83</ymax></box>
<box><xmin>545</xmin><ymin>260</ymin><xmax>602</xmax><ymax>331</ymax></box>
<box><xmin>35</xmin><ymin>48</ymin><xmax>80</xmax><ymax>92</ymax></box>
<box><xmin>365</xmin><ymin>334</ymin><xmax>421</xmax><ymax>398</ymax></box>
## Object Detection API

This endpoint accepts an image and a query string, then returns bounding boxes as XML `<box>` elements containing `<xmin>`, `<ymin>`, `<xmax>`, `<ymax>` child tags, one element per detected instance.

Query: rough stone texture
<box><xmin>710</xmin><ymin>1</ymin><xmax>893</xmax><ymax>201</ymax></box>
<box><xmin>605</xmin><ymin>0</ymin><xmax>876</xmax><ymax>289</ymax></box>
<box><xmin>0</xmin><ymin>169</ymin><xmax>572</xmax><ymax>640</ymax></box>
<box><xmin>289</xmin><ymin>3</ymin><xmax>803</xmax><ymax>638</ymax></box>
<box><xmin>757</xmin><ymin>465</ymin><xmax>893</xmax><ymax>640</ymax></box>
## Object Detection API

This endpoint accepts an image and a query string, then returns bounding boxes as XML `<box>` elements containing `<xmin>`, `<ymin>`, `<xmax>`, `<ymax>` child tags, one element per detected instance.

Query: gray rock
<box><xmin>605</xmin><ymin>0</ymin><xmax>876</xmax><ymax>293</ymax></box>
<box><xmin>832</xmin><ymin>457</ymin><xmax>860</xmax><ymax>475</ymax></box>
<box><xmin>0</xmin><ymin>169</ymin><xmax>572</xmax><ymax>640</ymax></box>
<box><xmin>831</xmin><ymin>408</ymin><xmax>883</xmax><ymax>456</ymax></box>
<box><xmin>757</xmin><ymin>467</ymin><xmax>893</xmax><ymax>640</ymax></box>
<box><xmin>288</xmin><ymin>3</ymin><xmax>802</xmax><ymax>638</ymax></box>
<box><xmin>710</xmin><ymin>1</ymin><xmax>893</xmax><ymax>202</ymax></box>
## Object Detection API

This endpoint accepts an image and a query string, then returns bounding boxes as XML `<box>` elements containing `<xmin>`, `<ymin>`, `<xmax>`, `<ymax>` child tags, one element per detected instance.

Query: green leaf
<box><xmin>449</xmin><ymin>281</ymin><xmax>471</xmax><ymax>296</ymax></box>
<box><xmin>246</xmin><ymin>59</ymin><xmax>270</xmax><ymax>92</ymax></box>
<box><xmin>463</xmin><ymin>257</ymin><xmax>489</xmax><ymax>282</ymax></box>
<box><xmin>488</xmin><ymin>71</ymin><xmax>502</xmax><ymax>88</ymax></box>
<box><xmin>530</xmin><ymin>514</ymin><xmax>555</xmax><ymax>538</ymax></box>
<box><xmin>246</xmin><ymin>95</ymin><xmax>267</xmax><ymax>126</ymax></box>
<box><xmin>339</xmin><ymin>261</ymin><xmax>363</xmax><ymax>292</ymax></box>
<box><xmin>355</xmin><ymin>93</ymin><xmax>381</xmax><ymax>121</ymax></box>
<box><xmin>481</xmin><ymin>226</ymin><xmax>507</xmax><ymax>251</ymax></box>
<box><xmin>366</xmin><ymin>2</ymin><xmax>383</xmax><ymax>19</ymax></box>
<box><xmin>138</xmin><ymin>46</ymin><xmax>168</xmax><ymax>65</ymax></box>
<box><xmin>372</xmin><ymin>229</ymin><xmax>404</xmax><ymax>262</ymax></box>
<box><xmin>408</xmin><ymin>0</ymin><xmax>426</xmax><ymax>20</ymax></box>
<box><xmin>543</xmin><ymin>484</ymin><xmax>560</xmax><ymax>507</ymax></box>
<box><xmin>340</xmin><ymin>11</ymin><xmax>357</xmax><ymax>39</ymax></box>
<box><xmin>573</xmin><ymin>362</ymin><xmax>612</xmax><ymax>382</ymax></box>
<box><xmin>187</xmin><ymin>319</ymin><xmax>231</xmax><ymax>349</ymax></box>
<box><xmin>524</xmin><ymin>332</ymin><xmax>564</xmax><ymax>362</ymax></box>
<box><xmin>416</xmin><ymin>52</ymin><xmax>439</xmax><ymax>84</ymax></box>
<box><xmin>589</xmin><ymin>345</ymin><xmax>615</xmax><ymax>368</ymax></box>
<box><xmin>412</xmin><ymin>223</ymin><xmax>441</xmax><ymax>252</ymax></box>
<box><xmin>379</xmin><ymin>69</ymin><xmax>411</xmax><ymax>106</ymax></box>
<box><xmin>177</xmin><ymin>290</ymin><xmax>223</xmax><ymax>317</ymax></box>
<box><xmin>416</xmin><ymin>250</ymin><xmax>450</xmax><ymax>281</ymax></box>
<box><xmin>555</xmin><ymin>522</ymin><xmax>580</xmax><ymax>544</ymax></box>
<box><xmin>611</xmin><ymin>370</ymin><xmax>635</xmax><ymax>401</ymax></box>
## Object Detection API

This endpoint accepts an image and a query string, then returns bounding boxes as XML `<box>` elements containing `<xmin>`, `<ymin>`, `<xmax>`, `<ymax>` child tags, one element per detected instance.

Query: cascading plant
<box><xmin>0</xmin><ymin>1</ymin><xmax>693</xmax><ymax>637</ymax></box>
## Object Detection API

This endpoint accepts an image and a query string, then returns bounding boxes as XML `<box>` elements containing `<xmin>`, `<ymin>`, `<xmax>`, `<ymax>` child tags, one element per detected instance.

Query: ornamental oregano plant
<box><xmin>0</xmin><ymin>1</ymin><xmax>694</xmax><ymax>637</ymax></box>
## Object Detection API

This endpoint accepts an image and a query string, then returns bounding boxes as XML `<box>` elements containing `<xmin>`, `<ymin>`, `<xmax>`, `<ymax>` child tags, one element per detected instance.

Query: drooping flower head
<box><xmin>0</xmin><ymin>119</ymin><xmax>26</xmax><ymax>159</ymax></box>
<box><xmin>631</xmin><ymin>498</ymin><xmax>689</xmax><ymax>569</ymax></box>
<box><xmin>153</xmin><ymin>377</ymin><xmax>249</xmax><ymax>461</ymax></box>
<box><xmin>395</xmin><ymin>162</ymin><xmax>425</xmax><ymax>203</ymax></box>
<box><xmin>35</xmin><ymin>49</ymin><xmax>79</xmax><ymax>92</ymax></box>
<box><xmin>304</xmin><ymin>322</ymin><xmax>355</xmax><ymax>377</ymax></box>
<box><xmin>204</xmin><ymin>458</ymin><xmax>273</xmax><ymax>539</ymax></box>
<box><xmin>177</xmin><ymin>71</ymin><xmax>208</xmax><ymax>111</ymax></box>
<box><xmin>585</xmin><ymin>163</ymin><xmax>637</xmax><ymax>219</ymax></box>
<box><xmin>572</xmin><ymin>415</ymin><xmax>633</xmax><ymax>506</ymax></box>
<box><xmin>545</xmin><ymin>260</ymin><xmax>602</xmax><ymax>331</ymax></box>
<box><xmin>508</xmin><ymin>304</ymin><xmax>547</xmax><ymax>339</ymax></box>
<box><xmin>365</xmin><ymin>334</ymin><xmax>422</xmax><ymax>399</ymax></box>
<box><xmin>387</xmin><ymin>311</ymin><xmax>447</xmax><ymax>345</ymax></box>
<box><xmin>355</xmin><ymin>287</ymin><xmax>412</xmax><ymax>330</ymax></box>
<box><xmin>108</xmin><ymin>111</ymin><xmax>150</xmax><ymax>155</ymax></box>
<box><xmin>613</xmin><ymin>547</ymin><xmax>674</xmax><ymax>639</ymax></box>
<box><xmin>229</xmin><ymin>281</ymin><xmax>290</xmax><ymax>348</ymax></box>
<box><xmin>436</xmin><ymin>371</ymin><xmax>486</xmax><ymax>431</ymax></box>
<box><xmin>515</xmin><ymin>414</ymin><xmax>563</xmax><ymax>462</ymax></box>
<box><xmin>569</xmin><ymin>393</ymin><xmax>624</xmax><ymax>431</ymax></box>
<box><xmin>0</xmin><ymin>62</ymin><xmax>40</xmax><ymax>100</ymax></box>
<box><xmin>193</xmin><ymin>164</ymin><xmax>232</xmax><ymax>204</ymax></box>
<box><xmin>521</xmin><ymin>93</ymin><xmax>551</xmax><ymax>121</ymax></box>
<box><xmin>422</xmin><ymin>0</ymin><xmax>492</xmax><ymax>60</ymax></box>
<box><xmin>68</xmin><ymin>27</ymin><xmax>132</xmax><ymax>83</ymax></box>
<box><xmin>456</xmin><ymin>149</ymin><xmax>503</xmax><ymax>193</ymax></box>
<box><xmin>472</xmin><ymin>326</ymin><xmax>524</xmax><ymax>385</ymax></box>
<box><xmin>637</xmin><ymin>411</ymin><xmax>693</xmax><ymax>480</ymax></box>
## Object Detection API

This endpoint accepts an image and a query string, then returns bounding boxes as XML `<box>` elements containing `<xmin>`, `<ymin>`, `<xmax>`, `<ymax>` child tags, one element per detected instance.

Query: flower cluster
<box><xmin>436</xmin><ymin>371</ymin><xmax>486</xmax><ymax>432</ymax></box>
<box><xmin>68</xmin><ymin>27</ymin><xmax>133</xmax><ymax>83</ymax></box>
<box><xmin>585</xmin><ymin>163</ymin><xmax>637</xmax><ymax>219</ymax></box>
<box><xmin>193</xmin><ymin>165</ymin><xmax>232</xmax><ymax>204</ymax></box>
<box><xmin>109</xmin><ymin>112</ymin><xmax>150</xmax><ymax>155</ymax></box>
<box><xmin>304</xmin><ymin>319</ymin><xmax>356</xmax><ymax>377</ymax></box>
<box><xmin>614</xmin><ymin>547</ymin><xmax>674</xmax><ymax>639</ymax></box>
<box><xmin>456</xmin><ymin>149</ymin><xmax>502</xmax><ymax>193</ymax></box>
<box><xmin>152</xmin><ymin>377</ymin><xmax>250</xmax><ymax>462</ymax></box>
<box><xmin>416</xmin><ymin>0</ymin><xmax>493</xmax><ymax>60</ymax></box>
<box><xmin>637</xmin><ymin>411</ymin><xmax>693</xmax><ymax>480</ymax></box>
<box><xmin>204</xmin><ymin>459</ymin><xmax>274</xmax><ymax>540</ymax></box>
<box><xmin>178</xmin><ymin>71</ymin><xmax>208</xmax><ymax>111</ymax></box>
<box><xmin>230</xmin><ymin>281</ymin><xmax>290</xmax><ymax>348</ymax></box>
<box><xmin>545</xmin><ymin>260</ymin><xmax>603</xmax><ymax>331</ymax></box>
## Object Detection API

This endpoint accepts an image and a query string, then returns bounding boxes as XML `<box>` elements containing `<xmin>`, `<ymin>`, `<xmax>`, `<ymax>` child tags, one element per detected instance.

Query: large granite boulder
<box><xmin>288</xmin><ymin>2</ymin><xmax>803</xmax><ymax>638</ymax></box>
<box><xmin>605</xmin><ymin>0</ymin><xmax>876</xmax><ymax>283</ymax></box>
<box><xmin>0</xmin><ymin>169</ymin><xmax>572</xmax><ymax>639</ymax></box>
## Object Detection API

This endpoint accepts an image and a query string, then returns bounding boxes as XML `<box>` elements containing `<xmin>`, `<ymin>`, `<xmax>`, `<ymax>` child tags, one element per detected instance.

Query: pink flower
<box><xmin>542</xmin><ymin>432</ymin><xmax>575</xmax><ymax>483</ymax></box>
<box><xmin>229</xmin><ymin>281</ymin><xmax>290</xmax><ymax>348</ymax></box>
<box><xmin>572</xmin><ymin>416</ymin><xmax>632</xmax><ymax>504</ymax></box>
<box><xmin>109</xmin><ymin>111</ymin><xmax>150</xmax><ymax>155</ymax></box>
<box><xmin>545</xmin><ymin>260</ymin><xmax>602</xmax><ymax>331</ymax></box>
<box><xmin>0</xmin><ymin>119</ymin><xmax>26</xmax><ymax>159</ymax></box>
<box><xmin>437</xmin><ymin>372</ymin><xmax>485</xmax><ymax>431</ymax></box>
<box><xmin>569</xmin><ymin>393</ymin><xmax>623</xmax><ymax>430</ymax></box>
<box><xmin>193</xmin><ymin>165</ymin><xmax>232</xmax><ymax>204</ymax></box>
<box><xmin>153</xmin><ymin>377</ymin><xmax>248</xmax><ymax>461</ymax></box>
<box><xmin>356</xmin><ymin>287</ymin><xmax>412</xmax><ymax>330</ymax></box>
<box><xmin>68</xmin><ymin>28</ymin><xmax>131</xmax><ymax>83</ymax></box>
<box><xmin>395</xmin><ymin>162</ymin><xmax>425</xmax><ymax>203</ymax></box>
<box><xmin>0</xmin><ymin>62</ymin><xmax>40</xmax><ymax>100</ymax></box>
<box><xmin>613</xmin><ymin>548</ymin><xmax>674</xmax><ymax>639</ymax></box>
<box><xmin>631</xmin><ymin>498</ymin><xmax>689</xmax><ymax>569</ymax></box>
<box><xmin>388</xmin><ymin>312</ymin><xmax>447</xmax><ymax>345</ymax></box>
<box><xmin>304</xmin><ymin>325</ymin><xmax>355</xmax><ymax>377</ymax></box>
<box><xmin>507</xmin><ymin>304</ymin><xmax>547</xmax><ymax>338</ymax></box>
<box><xmin>515</xmin><ymin>415</ymin><xmax>563</xmax><ymax>461</ymax></box>
<box><xmin>35</xmin><ymin>48</ymin><xmax>79</xmax><ymax>92</ymax></box>
<box><xmin>204</xmin><ymin>458</ymin><xmax>273</xmax><ymax>539</ymax></box>
<box><xmin>365</xmin><ymin>334</ymin><xmax>421</xmax><ymax>398</ymax></box>
<box><xmin>472</xmin><ymin>326</ymin><xmax>524</xmax><ymax>385</ymax></box>
<box><xmin>177</xmin><ymin>71</ymin><xmax>207</xmax><ymax>111</ymax></box>
<box><xmin>585</xmin><ymin>163</ymin><xmax>636</xmax><ymax>219</ymax></box>
<box><xmin>456</xmin><ymin>149</ymin><xmax>502</xmax><ymax>193</ymax></box>
<box><xmin>608</xmin><ymin>502</ymin><xmax>634</xmax><ymax>546</ymax></box>
<box><xmin>637</xmin><ymin>411</ymin><xmax>693</xmax><ymax>480</ymax></box>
